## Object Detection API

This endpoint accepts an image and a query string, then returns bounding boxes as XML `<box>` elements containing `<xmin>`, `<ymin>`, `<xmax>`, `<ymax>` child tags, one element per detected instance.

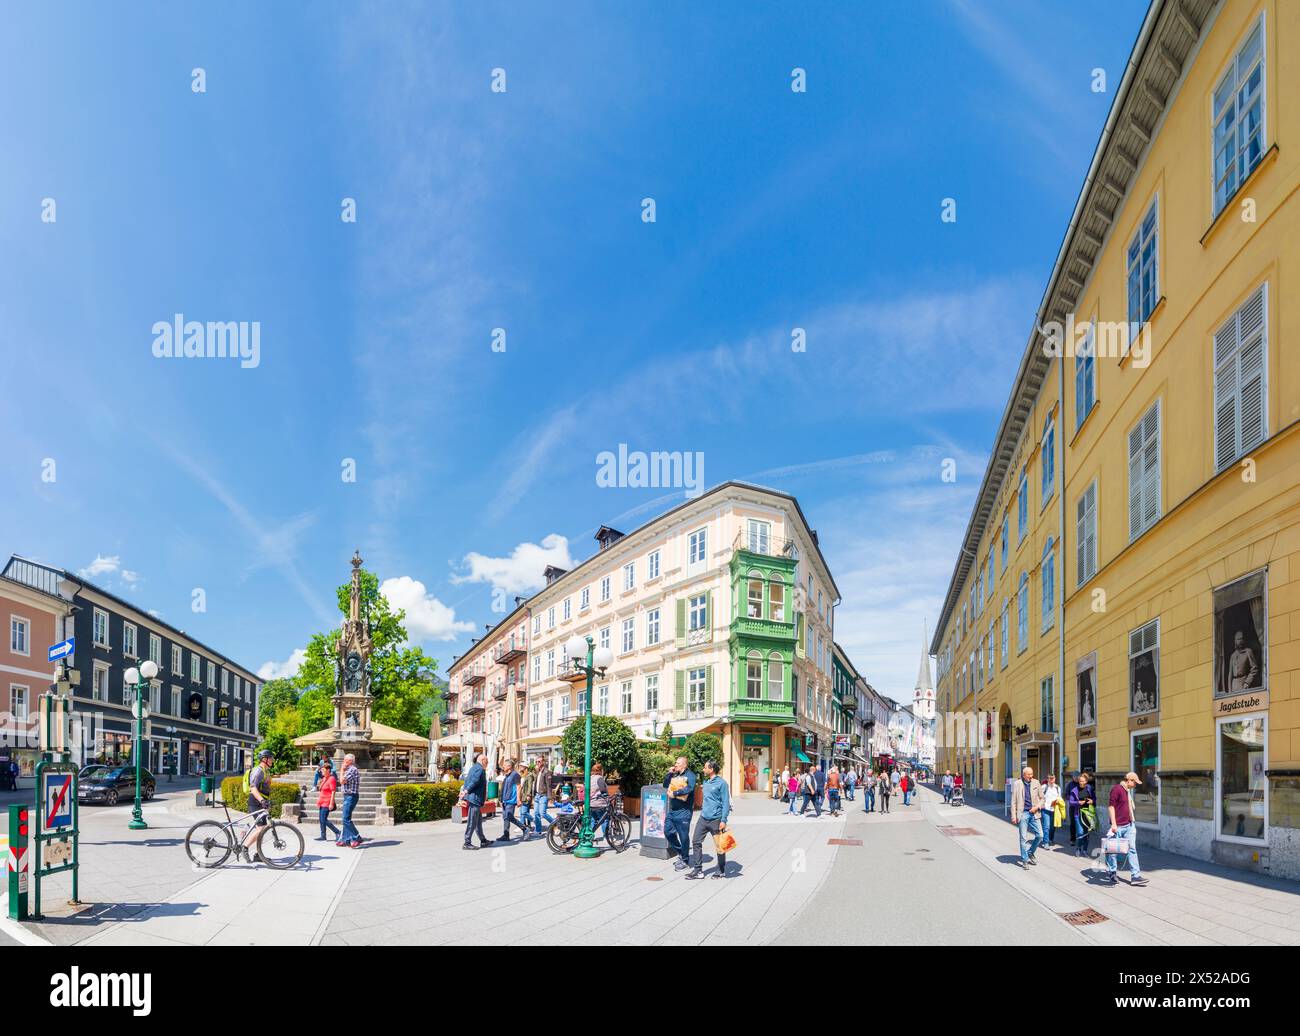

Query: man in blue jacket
<box><xmin>496</xmin><ymin>758</ymin><xmax>530</xmax><ymax>842</ymax></box>
<box><xmin>459</xmin><ymin>753</ymin><xmax>492</xmax><ymax>850</ymax></box>
<box><xmin>662</xmin><ymin>756</ymin><xmax>697</xmax><ymax>870</ymax></box>
<box><xmin>686</xmin><ymin>760</ymin><xmax>731</xmax><ymax>880</ymax></box>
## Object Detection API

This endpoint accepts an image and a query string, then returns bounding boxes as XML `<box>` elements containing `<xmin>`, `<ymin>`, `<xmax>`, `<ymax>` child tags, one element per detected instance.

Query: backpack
<box><xmin>241</xmin><ymin>768</ymin><xmax>253</xmax><ymax>795</ymax></box>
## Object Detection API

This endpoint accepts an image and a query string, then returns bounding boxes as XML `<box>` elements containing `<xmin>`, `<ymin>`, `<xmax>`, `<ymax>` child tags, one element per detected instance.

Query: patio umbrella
<box><xmin>500</xmin><ymin>685</ymin><xmax>521</xmax><ymax>767</ymax></box>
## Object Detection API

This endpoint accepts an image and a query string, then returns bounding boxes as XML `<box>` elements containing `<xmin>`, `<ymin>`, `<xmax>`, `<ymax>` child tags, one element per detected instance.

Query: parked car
<box><xmin>78</xmin><ymin>766</ymin><xmax>156</xmax><ymax>806</ymax></box>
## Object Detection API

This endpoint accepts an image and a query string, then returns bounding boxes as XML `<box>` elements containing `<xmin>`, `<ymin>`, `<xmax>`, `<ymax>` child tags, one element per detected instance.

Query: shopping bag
<box><xmin>1079</xmin><ymin>804</ymin><xmax>1097</xmax><ymax>831</ymax></box>
<box><xmin>714</xmin><ymin>830</ymin><xmax>737</xmax><ymax>854</ymax></box>
<box><xmin>1101</xmin><ymin>836</ymin><xmax>1130</xmax><ymax>856</ymax></box>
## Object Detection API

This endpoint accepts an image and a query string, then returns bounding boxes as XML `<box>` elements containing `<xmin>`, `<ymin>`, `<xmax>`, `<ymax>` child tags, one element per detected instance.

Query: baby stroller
<box><xmin>950</xmin><ymin>784</ymin><xmax>965</xmax><ymax>807</ymax></box>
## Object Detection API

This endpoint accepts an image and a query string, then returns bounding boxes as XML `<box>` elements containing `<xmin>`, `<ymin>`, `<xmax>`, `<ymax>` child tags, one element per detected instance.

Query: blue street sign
<box><xmin>47</xmin><ymin>638</ymin><xmax>75</xmax><ymax>663</ymax></box>
<box><xmin>44</xmin><ymin>774</ymin><xmax>73</xmax><ymax>829</ymax></box>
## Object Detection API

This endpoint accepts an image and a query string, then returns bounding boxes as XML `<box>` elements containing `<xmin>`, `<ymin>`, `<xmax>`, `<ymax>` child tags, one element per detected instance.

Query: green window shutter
<box><xmin>675</xmin><ymin>670</ymin><xmax>686</xmax><ymax>710</ymax></box>
<box><xmin>706</xmin><ymin>589</ymin><xmax>714</xmax><ymax>635</ymax></box>
<box><xmin>676</xmin><ymin>598</ymin><xmax>687</xmax><ymax>647</ymax></box>
<box><xmin>795</xmin><ymin>613</ymin><xmax>805</xmax><ymax>657</ymax></box>
<box><xmin>704</xmin><ymin>665</ymin><xmax>713</xmax><ymax>709</ymax></box>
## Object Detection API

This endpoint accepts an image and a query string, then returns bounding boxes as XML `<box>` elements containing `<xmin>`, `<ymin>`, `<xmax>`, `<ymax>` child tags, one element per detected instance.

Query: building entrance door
<box><xmin>742</xmin><ymin>744</ymin><xmax>769</xmax><ymax>793</ymax></box>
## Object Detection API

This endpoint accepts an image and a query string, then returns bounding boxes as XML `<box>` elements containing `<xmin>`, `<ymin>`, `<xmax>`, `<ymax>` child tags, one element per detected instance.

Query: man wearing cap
<box><xmin>239</xmin><ymin>748</ymin><xmax>276</xmax><ymax>860</ymax></box>
<box><xmin>1008</xmin><ymin>765</ymin><xmax>1044</xmax><ymax>869</ymax></box>
<box><xmin>1104</xmin><ymin>771</ymin><xmax>1148</xmax><ymax>886</ymax></box>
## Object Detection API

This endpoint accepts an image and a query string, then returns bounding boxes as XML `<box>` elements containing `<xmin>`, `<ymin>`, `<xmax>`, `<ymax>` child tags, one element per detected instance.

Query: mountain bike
<box><xmin>184</xmin><ymin>800</ymin><xmax>305</xmax><ymax>869</ymax></box>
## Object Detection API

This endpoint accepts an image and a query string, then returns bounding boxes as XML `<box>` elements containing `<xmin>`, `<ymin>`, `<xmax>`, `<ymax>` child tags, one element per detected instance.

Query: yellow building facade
<box><xmin>933</xmin><ymin>0</ymin><xmax>1300</xmax><ymax>877</ymax></box>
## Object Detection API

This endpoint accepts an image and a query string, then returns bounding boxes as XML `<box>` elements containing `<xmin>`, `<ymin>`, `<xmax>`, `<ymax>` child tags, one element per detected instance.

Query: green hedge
<box><xmin>219</xmin><ymin>776</ymin><xmax>301</xmax><ymax>818</ymax></box>
<box><xmin>385</xmin><ymin>781</ymin><xmax>463</xmax><ymax>823</ymax></box>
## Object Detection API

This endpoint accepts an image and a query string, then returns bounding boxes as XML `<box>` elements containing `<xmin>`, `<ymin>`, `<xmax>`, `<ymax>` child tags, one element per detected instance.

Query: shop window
<box><xmin>1131</xmin><ymin>731</ymin><xmax>1160</xmax><ymax>825</ymax></box>
<box><xmin>1218</xmin><ymin>716</ymin><xmax>1266</xmax><ymax>841</ymax></box>
<box><xmin>1213</xmin><ymin>570</ymin><xmax>1266</xmax><ymax>700</ymax></box>
<box><xmin>1078</xmin><ymin>740</ymin><xmax>1096</xmax><ymax>777</ymax></box>
<box><xmin>1128</xmin><ymin>619</ymin><xmax>1159</xmax><ymax>714</ymax></box>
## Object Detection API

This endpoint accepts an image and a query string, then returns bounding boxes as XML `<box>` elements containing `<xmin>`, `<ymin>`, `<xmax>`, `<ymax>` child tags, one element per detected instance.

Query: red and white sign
<box><xmin>8</xmin><ymin>845</ymin><xmax>28</xmax><ymax>894</ymax></box>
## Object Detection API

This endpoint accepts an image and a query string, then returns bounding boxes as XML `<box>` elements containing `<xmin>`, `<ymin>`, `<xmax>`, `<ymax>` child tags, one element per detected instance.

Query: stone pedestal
<box><xmin>372</xmin><ymin>804</ymin><xmax>394</xmax><ymax>827</ymax></box>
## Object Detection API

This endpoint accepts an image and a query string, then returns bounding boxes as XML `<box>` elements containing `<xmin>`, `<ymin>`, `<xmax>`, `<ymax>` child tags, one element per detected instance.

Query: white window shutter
<box><xmin>1214</xmin><ymin>312</ymin><xmax>1241</xmax><ymax>471</ymax></box>
<box><xmin>1128</xmin><ymin>423</ymin><xmax>1143</xmax><ymax>539</ymax></box>
<box><xmin>1141</xmin><ymin>403</ymin><xmax>1160</xmax><ymax>530</ymax></box>
<box><xmin>1238</xmin><ymin>284</ymin><xmax>1267</xmax><ymax>455</ymax></box>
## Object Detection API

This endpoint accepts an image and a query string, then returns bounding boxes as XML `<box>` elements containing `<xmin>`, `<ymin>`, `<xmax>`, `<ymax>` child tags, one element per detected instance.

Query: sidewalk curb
<box><xmin>310</xmin><ymin>839</ymin><xmax>365</xmax><ymax>946</ymax></box>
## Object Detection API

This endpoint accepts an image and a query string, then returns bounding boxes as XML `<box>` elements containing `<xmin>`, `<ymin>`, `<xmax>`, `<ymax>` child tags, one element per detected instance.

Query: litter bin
<box><xmin>200</xmin><ymin>776</ymin><xmax>212</xmax><ymax>805</ymax></box>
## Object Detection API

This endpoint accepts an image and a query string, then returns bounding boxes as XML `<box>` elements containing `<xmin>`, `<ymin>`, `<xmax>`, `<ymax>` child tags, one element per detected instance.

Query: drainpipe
<box><xmin>1058</xmin><ymin>355</ymin><xmax>1067</xmax><ymax>781</ymax></box>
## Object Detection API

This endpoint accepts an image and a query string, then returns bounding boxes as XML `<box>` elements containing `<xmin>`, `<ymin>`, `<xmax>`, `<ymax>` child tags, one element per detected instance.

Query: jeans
<box><xmin>340</xmin><ymin>793</ymin><xmax>360</xmax><ymax>843</ymax></box>
<box><xmin>1105</xmin><ymin>822</ymin><xmax>1141</xmax><ymax>878</ymax></box>
<box><xmin>690</xmin><ymin>815</ymin><xmax>726</xmax><ymax>874</ymax></box>
<box><xmin>786</xmin><ymin>789</ymin><xmax>799</xmax><ymax>814</ymax></box>
<box><xmin>865</xmin><ymin>788</ymin><xmax>875</xmax><ymax>812</ymax></box>
<box><xmin>879</xmin><ymin>793</ymin><xmax>890</xmax><ymax>813</ymax></box>
<box><xmin>1042</xmin><ymin>808</ymin><xmax>1057</xmax><ymax>843</ymax></box>
<box><xmin>665</xmin><ymin>809</ymin><xmax>692</xmax><ymax>861</ymax></box>
<box><xmin>942</xmin><ymin>785</ymin><xmax>952</xmax><ymax>802</ymax></box>
<box><xmin>1073</xmin><ymin>812</ymin><xmax>1091</xmax><ymax>855</ymax></box>
<box><xmin>845</xmin><ymin>784</ymin><xmax>855</xmax><ymax>801</ymax></box>
<box><xmin>501</xmin><ymin>802</ymin><xmax>528</xmax><ymax>837</ymax></box>
<box><xmin>533</xmin><ymin>794</ymin><xmax>555</xmax><ymax>832</ymax></box>
<box><xmin>318</xmin><ymin>806</ymin><xmax>340</xmax><ymax>840</ymax></box>
<box><xmin>799</xmin><ymin>792</ymin><xmax>822</xmax><ymax>817</ymax></box>
<box><xmin>1017</xmin><ymin>812</ymin><xmax>1043</xmax><ymax>862</ymax></box>
<box><xmin>463</xmin><ymin>802</ymin><xmax>488</xmax><ymax>846</ymax></box>
<box><xmin>903</xmin><ymin>789</ymin><xmax>911</xmax><ymax>805</ymax></box>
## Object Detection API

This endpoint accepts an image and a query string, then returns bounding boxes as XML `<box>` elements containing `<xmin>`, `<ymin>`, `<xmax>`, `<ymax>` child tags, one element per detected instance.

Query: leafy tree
<box><xmin>258</xmin><ymin>678</ymin><xmax>298</xmax><ymax>734</ymax></box>
<box><xmin>560</xmin><ymin>714</ymin><xmax>638</xmax><ymax>778</ymax></box>
<box><xmin>684</xmin><ymin>732</ymin><xmax>724</xmax><ymax>777</ymax></box>
<box><xmin>266</xmin><ymin>703</ymin><xmax>303</xmax><ymax>740</ymax></box>
<box><xmin>295</xmin><ymin>687</ymin><xmax>333</xmax><ymax>735</ymax></box>
<box><xmin>658</xmin><ymin>721</ymin><xmax>673</xmax><ymax>750</ymax></box>
<box><xmin>259</xmin><ymin>732</ymin><xmax>297</xmax><ymax>774</ymax></box>
<box><xmin>292</xmin><ymin>568</ymin><xmax>441</xmax><ymax>737</ymax></box>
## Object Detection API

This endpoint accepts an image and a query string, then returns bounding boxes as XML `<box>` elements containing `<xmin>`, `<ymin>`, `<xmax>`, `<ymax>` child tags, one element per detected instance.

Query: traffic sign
<box><xmin>43</xmin><ymin>773</ymin><xmax>73</xmax><ymax>829</ymax></box>
<box><xmin>47</xmin><ymin>638</ymin><xmax>75</xmax><ymax>663</ymax></box>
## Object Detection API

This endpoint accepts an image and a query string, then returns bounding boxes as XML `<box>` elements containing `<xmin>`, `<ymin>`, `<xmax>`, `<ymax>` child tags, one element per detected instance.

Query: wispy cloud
<box><xmin>451</xmin><ymin>534</ymin><xmax>574</xmax><ymax>596</ymax></box>
<box><xmin>258</xmin><ymin>648</ymin><xmax>307</xmax><ymax>682</ymax></box>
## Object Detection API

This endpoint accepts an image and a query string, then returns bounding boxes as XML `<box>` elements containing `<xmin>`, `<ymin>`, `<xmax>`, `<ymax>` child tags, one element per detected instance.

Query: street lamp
<box><xmin>564</xmin><ymin>634</ymin><xmax>612</xmax><ymax>860</ymax></box>
<box><xmin>123</xmin><ymin>659</ymin><xmax>157</xmax><ymax>830</ymax></box>
<box><xmin>649</xmin><ymin>709</ymin><xmax>659</xmax><ymax>739</ymax></box>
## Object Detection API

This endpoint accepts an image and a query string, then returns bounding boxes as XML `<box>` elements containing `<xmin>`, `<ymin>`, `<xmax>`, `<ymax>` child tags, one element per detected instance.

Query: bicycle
<box><xmin>184</xmin><ymin>799</ymin><xmax>305</xmax><ymax>870</ymax></box>
<box><xmin>546</xmin><ymin>795</ymin><xmax>630</xmax><ymax>855</ymax></box>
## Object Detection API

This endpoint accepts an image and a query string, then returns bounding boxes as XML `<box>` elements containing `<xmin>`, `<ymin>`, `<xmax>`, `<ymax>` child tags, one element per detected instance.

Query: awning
<box><xmin>519</xmin><ymin>735</ymin><xmax>561</xmax><ymax>746</ymax></box>
<box><xmin>294</xmin><ymin>721</ymin><xmax>429</xmax><ymax>749</ymax></box>
<box><xmin>795</xmin><ymin>750</ymin><xmax>811</xmax><ymax>763</ymax></box>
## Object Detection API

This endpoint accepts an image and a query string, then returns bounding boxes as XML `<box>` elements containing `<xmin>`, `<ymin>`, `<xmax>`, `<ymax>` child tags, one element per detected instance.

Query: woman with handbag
<box><xmin>1067</xmin><ymin>771</ymin><xmax>1095</xmax><ymax>857</ymax></box>
<box><xmin>316</xmin><ymin>759</ymin><xmax>341</xmax><ymax>842</ymax></box>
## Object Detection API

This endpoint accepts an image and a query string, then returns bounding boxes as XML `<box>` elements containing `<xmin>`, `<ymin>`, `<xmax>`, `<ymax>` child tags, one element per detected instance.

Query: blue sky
<box><xmin>0</xmin><ymin>0</ymin><xmax>1147</xmax><ymax>701</ymax></box>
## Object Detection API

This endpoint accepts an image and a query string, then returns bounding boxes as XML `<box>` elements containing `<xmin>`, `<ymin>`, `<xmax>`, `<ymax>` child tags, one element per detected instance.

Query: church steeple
<box><xmin>913</xmin><ymin>621</ymin><xmax>935</xmax><ymax>720</ymax></box>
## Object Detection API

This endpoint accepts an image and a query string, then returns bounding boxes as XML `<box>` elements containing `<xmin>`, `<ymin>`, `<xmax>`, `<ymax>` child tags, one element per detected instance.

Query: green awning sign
<box><xmin>743</xmin><ymin>734</ymin><xmax>771</xmax><ymax>747</ymax></box>
<box><xmin>795</xmin><ymin>750</ymin><xmax>811</xmax><ymax>763</ymax></box>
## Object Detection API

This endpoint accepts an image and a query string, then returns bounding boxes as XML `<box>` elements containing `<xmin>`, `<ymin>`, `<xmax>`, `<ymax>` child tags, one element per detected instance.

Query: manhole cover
<box><xmin>646</xmin><ymin>876</ymin><xmax>663</xmax><ymax>882</ymax></box>
<box><xmin>937</xmin><ymin>827</ymin><xmax>981</xmax><ymax>837</ymax></box>
<box><xmin>1060</xmin><ymin>908</ymin><xmax>1108</xmax><ymax>926</ymax></box>
<box><xmin>827</xmin><ymin>838</ymin><xmax>863</xmax><ymax>846</ymax></box>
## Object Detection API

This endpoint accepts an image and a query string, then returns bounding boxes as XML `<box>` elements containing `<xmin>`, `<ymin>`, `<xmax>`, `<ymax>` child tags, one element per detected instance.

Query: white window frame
<box><xmin>1129</xmin><ymin>618</ymin><xmax>1160</xmax><ymax>716</ymax></box>
<box><xmin>621</xmin><ymin>617</ymin><xmax>634</xmax><ymax>654</ymax></box>
<box><xmin>646</xmin><ymin>607</ymin><xmax>660</xmax><ymax>647</ymax></box>
<box><xmin>623</xmin><ymin>562</ymin><xmax>635</xmax><ymax>591</ymax></box>
<box><xmin>1213</xmin><ymin>283</ymin><xmax>1268</xmax><ymax>472</ymax></box>
<box><xmin>688</xmin><ymin>594</ymin><xmax>708</xmax><ymax>632</ymax></box>
<box><xmin>1126</xmin><ymin>199</ymin><xmax>1159</xmax><ymax>330</ymax></box>
<box><xmin>123</xmin><ymin>622</ymin><xmax>137</xmax><ymax>658</ymax></box>
<box><xmin>206</xmin><ymin>661</ymin><xmax>216</xmax><ymax>688</ymax></box>
<box><xmin>688</xmin><ymin>528</ymin><xmax>707</xmax><ymax>566</ymax></box>
<box><xmin>172</xmin><ymin>644</ymin><xmax>183</xmax><ymax>674</ymax></box>
<box><xmin>149</xmin><ymin>633</ymin><xmax>162</xmax><ymax>666</ymax></box>
<box><xmin>600</xmin><ymin>576</ymin><xmax>611</xmax><ymax>603</ymax></box>
<box><xmin>1212</xmin><ymin>13</ymin><xmax>1267</xmax><ymax>216</ymax></box>
<box><xmin>563</xmin><ymin>598</ymin><xmax>571</xmax><ymax>621</ymax></box>
<box><xmin>191</xmin><ymin>655</ymin><xmax>201</xmax><ymax>683</ymax></box>
<box><xmin>9</xmin><ymin>684</ymin><xmax>29</xmax><ymax>723</ymax></box>
<box><xmin>648</xmin><ymin>550</ymin><xmax>661</xmax><ymax>580</ymax></box>
<box><xmin>533</xmin><ymin>655</ymin><xmax>542</xmax><ymax>683</ymax></box>
<box><xmin>1216</xmin><ymin>714</ymin><xmax>1270</xmax><ymax>844</ymax></box>
<box><xmin>9</xmin><ymin>615</ymin><xmax>30</xmax><ymax>656</ymax></box>
<box><xmin>547</xmin><ymin>606</ymin><xmax>555</xmax><ymax>629</ymax></box>
<box><xmin>645</xmin><ymin>673</ymin><xmax>659</xmax><ymax>712</ymax></box>
<box><xmin>93</xmin><ymin>608</ymin><xmax>109</xmax><ymax>647</ymax></box>
<box><xmin>620</xmin><ymin>681</ymin><xmax>632</xmax><ymax>715</ymax></box>
<box><xmin>92</xmin><ymin>663</ymin><xmax>108</xmax><ymax>701</ymax></box>
<box><xmin>580</xmin><ymin>587</ymin><xmax>590</xmax><ymax>611</ymax></box>
<box><xmin>747</xmin><ymin>519</ymin><xmax>771</xmax><ymax>555</ymax></box>
<box><xmin>1016</xmin><ymin>574</ymin><xmax>1029</xmax><ymax>654</ymax></box>
<box><xmin>687</xmin><ymin>668</ymin><xmax>707</xmax><ymax>716</ymax></box>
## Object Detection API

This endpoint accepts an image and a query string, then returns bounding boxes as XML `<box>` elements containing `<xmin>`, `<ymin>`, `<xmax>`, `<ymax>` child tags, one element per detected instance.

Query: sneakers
<box><xmin>710</xmin><ymin>870</ymin><xmax>726</xmax><ymax>879</ymax></box>
<box><xmin>349</xmin><ymin>840</ymin><xmax>363</xmax><ymax>849</ymax></box>
<box><xmin>462</xmin><ymin>843</ymin><xmax>478</xmax><ymax>851</ymax></box>
<box><xmin>684</xmin><ymin>869</ymin><xmax>705</xmax><ymax>880</ymax></box>
<box><xmin>673</xmin><ymin>859</ymin><xmax>689</xmax><ymax>871</ymax></box>
<box><xmin>1027</xmin><ymin>856</ymin><xmax>1037</xmax><ymax>866</ymax></box>
<box><xmin>1130</xmin><ymin>876</ymin><xmax>1149</xmax><ymax>886</ymax></box>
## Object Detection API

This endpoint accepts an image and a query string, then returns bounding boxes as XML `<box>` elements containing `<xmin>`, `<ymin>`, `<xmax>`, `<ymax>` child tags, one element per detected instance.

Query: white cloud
<box><xmin>120</xmin><ymin>569</ymin><xmax>140</xmax><ymax>586</ymax></box>
<box><xmin>380</xmin><ymin>576</ymin><xmax>475</xmax><ymax>643</ymax></box>
<box><xmin>79</xmin><ymin>554</ymin><xmax>122</xmax><ymax>578</ymax></box>
<box><xmin>258</xmin><ymin>648</ymin><xmax>307</xmax><ymax>682</ymax></box>
<box><xmin>451</xmin><ymin>534</ymin><xmax>574</xmax><ymax>596</ymax></box>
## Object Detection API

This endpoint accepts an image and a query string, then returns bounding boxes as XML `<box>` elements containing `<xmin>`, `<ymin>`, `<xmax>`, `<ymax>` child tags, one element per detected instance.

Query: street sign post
<box><xmin>6</xmin><ymin>806</ymin><xmax>30</xmax><ymax>920</ymax></box>
<box><xmin>47</xmin><ymin>638</ymin><xmax>75</xmax><ymax>663</ymax></box>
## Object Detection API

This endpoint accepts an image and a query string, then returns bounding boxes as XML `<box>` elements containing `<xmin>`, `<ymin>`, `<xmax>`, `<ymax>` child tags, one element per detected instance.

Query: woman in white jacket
<box><xmin>1041</xmin><ymin>774</ymin><xmax>1063</xmax><ymax>846</ymax></box>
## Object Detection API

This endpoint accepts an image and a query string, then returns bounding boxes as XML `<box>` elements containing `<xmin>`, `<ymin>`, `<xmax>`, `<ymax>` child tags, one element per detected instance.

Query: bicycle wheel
<box><xmin>257</xmin><ymin>821</ymin><xmax>305</xmax><ymax>869</ymax></box>
<box><xmin>606</xmin><ymin>814</ymin><xmax>630</xmax><ymax>852</ymax></box>
<box><xmin>185</xmin><ymin>820</ymin><xmax>234</xmax><ymax>868</ymax></box>
<box><xmin>547</xmin><ymin>816</ymin><xmax>580</xmax><ymax>855</ymax></box>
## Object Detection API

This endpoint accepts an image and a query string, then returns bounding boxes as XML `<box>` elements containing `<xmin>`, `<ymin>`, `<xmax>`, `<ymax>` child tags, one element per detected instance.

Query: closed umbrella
<box><xmin>500</xmin><ymin>685</ymin><xmax>521</xmax><ymax>768</ymax></box>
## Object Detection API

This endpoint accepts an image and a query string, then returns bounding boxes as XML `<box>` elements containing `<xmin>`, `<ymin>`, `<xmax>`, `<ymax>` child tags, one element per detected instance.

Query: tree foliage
<box><xmin>684</xmin><ymin>732</ymin><xmax>724</xmax><ymax>777</ymax></box>
<box><xmin>266</xmin><ymin>568</ymin><xmax>442</xmax><ymax>738</ymax></box>
<box><xmin>560</xmin><ymin>714</ymin><xmax>639</xmax><ymax>778</ymax></box>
